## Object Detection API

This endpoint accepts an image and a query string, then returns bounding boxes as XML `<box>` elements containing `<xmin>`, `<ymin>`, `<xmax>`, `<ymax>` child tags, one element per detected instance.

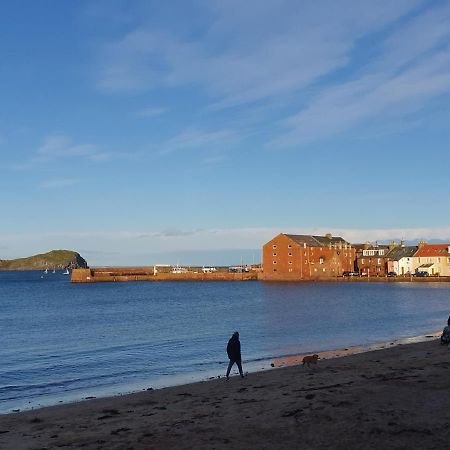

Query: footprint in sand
<box><xmin>111</xmin><ymin>427</ymin><xmax>131</xmax><ymax>435</ymax></box>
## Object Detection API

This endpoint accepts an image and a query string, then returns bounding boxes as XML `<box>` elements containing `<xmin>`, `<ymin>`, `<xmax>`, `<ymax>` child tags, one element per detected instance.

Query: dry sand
<box><xmin>1</xmin><ymin>335</ymin><xmax>450</xmax><ymax>449</ymax></box>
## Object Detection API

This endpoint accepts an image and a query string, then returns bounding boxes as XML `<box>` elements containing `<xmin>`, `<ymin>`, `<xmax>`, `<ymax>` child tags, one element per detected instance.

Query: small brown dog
<box><xmin>302</xmin><ymin>354</ymin><xmax>319</xmax><ymax>367</ymax></box>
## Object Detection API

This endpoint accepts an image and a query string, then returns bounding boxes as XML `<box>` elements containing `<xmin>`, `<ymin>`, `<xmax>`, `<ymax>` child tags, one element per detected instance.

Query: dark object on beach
<box><xmin>302</xmin><ymin>354</ymin><xmax>319</xmax><ymax>367</ymax></box>
<box><xmin>226</xmin><ymin>331</ymin><xmax>244</xmax><ymax>379</ymax></box>
<box><xmin>440</xmin><ymin>325</ymin><xmax>450</xmax><ymax>345</ymax></box>
<box><xmin>271</xmin><ymin>363</ymin><xmax>275</xmax><ymax>367</ymax></box>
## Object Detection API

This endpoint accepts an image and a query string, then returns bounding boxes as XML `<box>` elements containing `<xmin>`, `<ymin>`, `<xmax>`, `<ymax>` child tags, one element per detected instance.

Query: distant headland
<box><xmin>0</xmin><ymin>250</ymin><xmax>88</xmax><ymax>271</ymax></box>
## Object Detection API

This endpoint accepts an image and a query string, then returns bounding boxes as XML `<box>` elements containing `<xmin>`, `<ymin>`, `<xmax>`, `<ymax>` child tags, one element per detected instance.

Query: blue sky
<box><xmin>1</xmin><ymin>0</ymin><xmax>450</xmax><ymax>265</ymax></box>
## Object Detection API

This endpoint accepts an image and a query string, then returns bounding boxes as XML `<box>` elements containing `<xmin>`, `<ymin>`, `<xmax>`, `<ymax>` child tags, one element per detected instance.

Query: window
<box><xmin>288</xmin><ymin>252</ymin><xmax>292</xmax><ymax>256</ymax></box>
<box><xmin>377</xmin><ymin>258</ymin><xmax>381</xmax><ymax>265</ymax></box>
<box><xmin>289</xmin><ymin>268</ymin><xmax>293</xmax><ymax>272</ymax></box>
<box><xmin>289</xmin><ymin>261</ymin><xmax>292</xmax><ymax>265</ymax></box>
<box><xmin>288</xmin><ymin>244</ymin><xmax>292</xmax><ymax>248</ymax></box>
<box><xmin>361</xmin><ymin>259</ymin><xmax>365</xmax><ymax>264</ymax></box>
<box><xmin>273</xmin><ymin>252</ymin><xmax>277</xmax><ymax>256</ymax></box>
<box><xmin>273</xmin><ymin>260</ymin><xmax>277</xmax><ymax>265</ymax></box>
<box><xmin>319</xmin><ymin>257</ymin><xmax>324</xmax><ymax>264</ymax></box>
<box><xmin>323</xmin><ymin>268</ymin><xmax>326</xmax><ymax>272</ymax></box>
<box><xmin>273</xmin><ymin>268</ymin><xmax>277</xmax><ymax>272</ymax></box>
<box><xmin>272</xmin><ymin>245</ymin><xmax>277</xmax><ymax>249</ymax></box>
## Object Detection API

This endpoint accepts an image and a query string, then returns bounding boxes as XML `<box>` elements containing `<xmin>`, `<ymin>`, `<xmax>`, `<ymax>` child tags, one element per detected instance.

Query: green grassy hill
<box><xmin>0</xmin><ymin>250</ymin><xmax>88</xmax><ymax>270</ymax></box>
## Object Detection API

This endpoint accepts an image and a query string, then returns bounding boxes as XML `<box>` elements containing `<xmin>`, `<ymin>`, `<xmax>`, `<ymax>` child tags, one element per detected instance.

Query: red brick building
<box><xmin>262</xmin><ymin>233</ymin><xmax>355</xmax><ymax>281</ymax></box>
<box><xmin>354</xmin><ymin>242</ymin><xmax>390</xmax><ymax>276</ymax></box>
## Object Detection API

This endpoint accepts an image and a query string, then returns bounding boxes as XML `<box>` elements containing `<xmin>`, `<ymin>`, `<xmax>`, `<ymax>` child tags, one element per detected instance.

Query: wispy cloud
<box><xmin>89</xmin><ymin>0</ymin><xmax>450</xmax><ymax>147</ymax></box>
<box><xmin>274</xmin><ymin>3</ymin><xmax>450</xmax><ymax>147</ymax></box>
<box><xmin>95</xmin><ymin>0</ymin><xmax>421</xmax><ymax>107</ymax></box>
<box><xmin>136</xmin><ymin>106</ymin><xmax>168</xmax><ymax>118</ymax></box>
<box><xmin>40</xmin><ymin>178</ymin><xmax>80</xmax><ymax>189</ymax></box>
<box><xmin>159</xmin><ymin>128</ymin><xmax>236</xmax><ymax>154</ymax></box>
<box><xmin>36</xmin><ymin>134</ymin><xmax>111</xmax><ymax>162</ymax></box>
<box><xmin>2</xmin><ymin>226</ymin><xmax>449</xmax><ymax>265</ymax></box>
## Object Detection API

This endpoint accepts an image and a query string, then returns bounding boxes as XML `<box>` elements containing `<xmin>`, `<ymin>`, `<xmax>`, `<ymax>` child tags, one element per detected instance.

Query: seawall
<box><xmin>71</xmin><ymin>268</ymin><xmax>257</xmax><ymax>283</ymax></box>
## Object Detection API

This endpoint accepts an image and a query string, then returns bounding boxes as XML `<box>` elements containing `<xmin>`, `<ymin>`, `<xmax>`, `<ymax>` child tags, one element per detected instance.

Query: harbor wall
<box><xmin>72</xmin><ymin>268</ymin><xmax>450</xmax><ymax>283</ymax></box>
<box><xmin>71</xmin><ymin>268</ymin><xmax>257</xmax><ymax>283</ymax></box>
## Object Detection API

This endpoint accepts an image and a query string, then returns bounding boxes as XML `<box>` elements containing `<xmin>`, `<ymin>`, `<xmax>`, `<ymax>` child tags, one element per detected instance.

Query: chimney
<box><xmin>325</xmin><ymin>233</ymin><xmax>332</xmax><ymax>239</ymax></box>
<box><xmin>418</xmin><ymin>240</ymin><xmax>427</xmax><ymax>249</ymax></box>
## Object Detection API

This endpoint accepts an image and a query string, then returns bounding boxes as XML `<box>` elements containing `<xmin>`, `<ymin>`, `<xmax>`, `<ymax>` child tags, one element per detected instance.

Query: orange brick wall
<box><xmin>262</xmin><ymin>234</ymin><xmax>355</xmax><ymax>281</ymax></box>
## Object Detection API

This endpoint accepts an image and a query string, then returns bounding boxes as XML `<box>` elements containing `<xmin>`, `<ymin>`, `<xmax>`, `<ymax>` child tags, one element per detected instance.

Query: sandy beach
<box><xmin>1</xmin><ymin>335</ymin><xmax>450</xmax><ymax>449</ymax></box>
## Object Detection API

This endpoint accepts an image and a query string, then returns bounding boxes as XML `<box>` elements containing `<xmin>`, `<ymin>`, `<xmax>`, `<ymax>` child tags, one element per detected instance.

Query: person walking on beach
<box><xmin>226</xmin><ymin>331</ymin><xmax>244</xmax><ymax>380</ymax></box>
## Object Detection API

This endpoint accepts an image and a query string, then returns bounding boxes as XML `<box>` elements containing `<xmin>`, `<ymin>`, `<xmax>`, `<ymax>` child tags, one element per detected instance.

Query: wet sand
<box><xmin>1</xmin><ymin>335</ymin><xmax>450</xmax><ymax>449</ymax></box>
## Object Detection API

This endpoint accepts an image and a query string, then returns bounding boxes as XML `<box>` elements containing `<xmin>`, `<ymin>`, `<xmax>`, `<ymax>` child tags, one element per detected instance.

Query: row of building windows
<box><xmin>274</xmin><ymin>267</ymin><xmax>329</xmax><ymax>273</ymax></box>
<box><xmin>272</xmin><ymin>244</ymin><xmax>351</xmax><ymax>250</ymax></box>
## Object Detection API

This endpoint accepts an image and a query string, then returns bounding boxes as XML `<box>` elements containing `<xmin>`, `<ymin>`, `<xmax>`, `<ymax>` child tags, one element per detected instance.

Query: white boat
<box><xmin>171</xmin><ymin>264</ymin><xmax>186</xmax><ymax>274</ymax></box>
<box><xmin>44</xmin><ymin>268</ymin><xmax>48</xmax><ymax>274</ymax></box>
<box><xmin>63</xmin><ymin>269</ymin><xmax>70</xmax><ymax>275</ymax></box>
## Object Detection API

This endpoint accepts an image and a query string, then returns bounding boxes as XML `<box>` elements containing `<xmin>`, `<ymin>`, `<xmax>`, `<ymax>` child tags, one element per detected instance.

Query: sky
<box><xmin>1</xmin><ymin>0</ymin><xmax>450</xmax><ymax>266</ymax></box>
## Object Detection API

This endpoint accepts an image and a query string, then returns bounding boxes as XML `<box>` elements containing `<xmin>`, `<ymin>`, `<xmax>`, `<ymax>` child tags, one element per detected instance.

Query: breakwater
<box><xmin>71</xmin><ymin>268</ymin><xmax>257</xmax><ymax>283</ymax></box>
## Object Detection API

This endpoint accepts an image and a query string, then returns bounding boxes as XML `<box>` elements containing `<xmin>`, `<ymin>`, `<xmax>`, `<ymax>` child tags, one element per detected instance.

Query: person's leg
<box><xmin>236</xmin><ymin>360</ymin><xmax>244</xmax><ymax>377</ymax></box>
<box><xmin>226</xmin><ymin>360</ymin><xmax>234</xmax><ymax>378</ymax></box>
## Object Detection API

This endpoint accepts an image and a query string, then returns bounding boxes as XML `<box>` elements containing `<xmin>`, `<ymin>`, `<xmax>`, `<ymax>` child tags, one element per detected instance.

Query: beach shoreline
<box><xmin>1</xmin><ymin>331</ymin><xmax>450</xmax><ymax>449</ymax></box>
<box><xmin>2</xmin><ymin>331</ymin><xmax>442</xmax><ymax>417</ymax></box>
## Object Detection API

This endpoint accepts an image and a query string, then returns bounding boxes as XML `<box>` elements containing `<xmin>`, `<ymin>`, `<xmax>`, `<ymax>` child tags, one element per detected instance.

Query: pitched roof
<box><xmin>385</xmin><ymin>246</ymin><xmax>417</xmax><ymax>260</ymax></box>
<box><xmin>284</xmin><ymin>234</ymin><xmax>349</xmax><ymax>247</ymax></box>
<box><xmin>415</xmin><ymin>244</ymin><xmax>450</xmax><ymax>257</ymax></box>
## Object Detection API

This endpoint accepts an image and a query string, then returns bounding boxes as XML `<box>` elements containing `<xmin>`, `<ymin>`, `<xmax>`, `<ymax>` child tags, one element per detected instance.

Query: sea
<box><xmin>1</xmin><ymin>271</ymin><xmax>449</xmax><ymax>414</ymax></box>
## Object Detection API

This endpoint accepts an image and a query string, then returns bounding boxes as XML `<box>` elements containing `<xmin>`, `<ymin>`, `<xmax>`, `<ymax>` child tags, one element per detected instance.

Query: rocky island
<box><xmin>0</xmin><ymin>250</ymin><xmax>87</xmax><ymax>271</ymax></box>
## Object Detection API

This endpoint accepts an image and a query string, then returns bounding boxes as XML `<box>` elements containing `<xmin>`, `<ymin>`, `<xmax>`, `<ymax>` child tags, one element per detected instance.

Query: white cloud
<box><xmin>272</xmin><ymin>3</ymin><xmax>450</xmax><ymax>146</ymax></box>
<box><xmin>1</xmin><ymin>226</ymin><xmax>449</xmax><ymax>265</ymax></box>
<box><xmin>95</xmin><ymin>0</ymin><xmax>421</xmax><ymax>109</ymax></box>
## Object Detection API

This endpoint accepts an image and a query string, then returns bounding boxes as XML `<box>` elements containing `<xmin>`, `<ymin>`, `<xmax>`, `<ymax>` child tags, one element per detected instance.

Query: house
<box><xmin>261</xmin><ymin>233</ymin><xmax>355</xmax><ymax>280</ymax></box>
<box><xmin>385</xmin><ymin>245</ymin><xmax>417</xmax><ymax>275</ymax></box>
<box><xmin>413</xmin><ymin>243</ymin><xmax>450</xmax><ymax>276</ymax></box>
<box><xmin>354</xmin><ymin>242</ymin><xmax>390</xmax><ymax>276</ymax></box>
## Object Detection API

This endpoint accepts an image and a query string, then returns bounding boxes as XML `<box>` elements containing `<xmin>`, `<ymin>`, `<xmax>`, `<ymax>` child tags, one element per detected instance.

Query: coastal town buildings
<box><xmin>413</xmin><ymin>243</ymin><xmax>450</xmax><ymax>276</ymax></box>
<box><xmin>261</xmin><ymin>233</ymin><xmax>355</xmax><ymax>280</ymax></box>
<box><xmin>354</xmin><ymin>243</ymin><xmax>390</xmax><ymax>276</ymax></box>
<box><xmin>385</xmin><ymin>245</ymin><xmax>417</xmax><ymax>276</ymax></box>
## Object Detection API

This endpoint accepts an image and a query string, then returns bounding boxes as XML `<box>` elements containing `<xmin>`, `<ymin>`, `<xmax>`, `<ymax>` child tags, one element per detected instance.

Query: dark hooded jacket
<box><xmin>227</xmin><ymin>334</ymin><xmax>241</xmax><ymax>362</ymax></box>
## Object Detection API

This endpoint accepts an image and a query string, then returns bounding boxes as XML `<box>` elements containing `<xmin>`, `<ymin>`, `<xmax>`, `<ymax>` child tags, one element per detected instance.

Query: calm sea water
<box><xmin>1</xmin><ymin>271</ymin><xmax>449</xmax><ymax>413</ymax></box>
